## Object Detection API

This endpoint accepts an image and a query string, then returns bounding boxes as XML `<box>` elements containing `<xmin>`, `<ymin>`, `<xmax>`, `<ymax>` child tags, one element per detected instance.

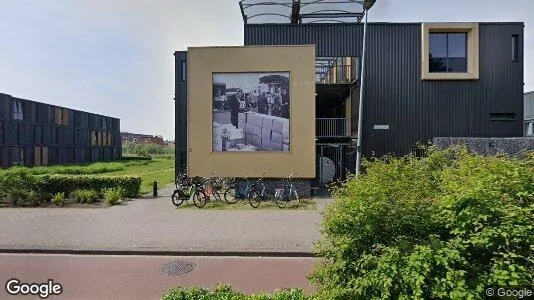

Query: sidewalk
<box><xmin>0</xmin><ymin>185</ymin><xmax>328</xmax><ymax>255</ymax></box>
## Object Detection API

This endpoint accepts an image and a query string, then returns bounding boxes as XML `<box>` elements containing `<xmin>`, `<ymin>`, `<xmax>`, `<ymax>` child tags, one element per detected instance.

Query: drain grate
<box><xmin>160</xmin><ymin>260</ymin><xmax>196</xmax><ymax>275</ymax></box>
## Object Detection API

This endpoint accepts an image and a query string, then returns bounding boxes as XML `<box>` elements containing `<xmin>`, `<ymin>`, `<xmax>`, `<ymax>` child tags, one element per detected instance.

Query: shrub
<box><xmin>52</xmin><ymin>193</ymin><xmax>66</xmax><ymax>206</ymax></box>
<box><xmin>71</xmin><ymin>189</ymin><xmax>99</xmax><ymax>204</ymax></box>
<box><xmin>103</xmin><ymin>188</ymin><xmax>122</xmax><ymax>205</ymax></box>
<box><xmin>37</xmin><ymin>175</ymin><xmax>141</xmax><ymax>198</ymax></box>
<box><xmin>0</xmin><ymin>168</ymin><xmax>39</xmax><ymax>206</ymax></box>
<box><xmin>162</xmin><ymin>284</ymin><xmax>311</xmax><ymax>300</ymax></box>
<box><xmin>310</xmin><ymin>146</ymin><xmax>534</xmax><ymax>299</ymax></box>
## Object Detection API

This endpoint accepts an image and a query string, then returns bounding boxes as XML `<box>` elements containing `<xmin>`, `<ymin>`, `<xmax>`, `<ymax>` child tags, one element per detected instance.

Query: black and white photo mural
<box><xmin>212</xmin><ymin>72</ymin><xmax>290</xmax><ymax>152</ymax></box>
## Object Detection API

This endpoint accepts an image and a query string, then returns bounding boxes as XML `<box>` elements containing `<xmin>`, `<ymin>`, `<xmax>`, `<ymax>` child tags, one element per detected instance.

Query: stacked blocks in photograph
<box><xmin>242</xmin><ymin>112</ymin><xmax>290</xmax><ymax>151</ymax></box>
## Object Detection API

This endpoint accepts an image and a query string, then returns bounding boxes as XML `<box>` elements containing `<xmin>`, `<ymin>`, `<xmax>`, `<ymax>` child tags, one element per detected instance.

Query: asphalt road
<box><xmin>0</xmin><ymin>254</ymin><xmax>317</xmax><ymax>300</ymax></box>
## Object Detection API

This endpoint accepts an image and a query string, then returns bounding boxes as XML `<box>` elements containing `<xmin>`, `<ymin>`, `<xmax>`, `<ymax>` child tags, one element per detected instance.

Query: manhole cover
<box><xmin>160</xmin><ymin>260</ymin><xmax>196</xmax><ymax>275</ymax></box>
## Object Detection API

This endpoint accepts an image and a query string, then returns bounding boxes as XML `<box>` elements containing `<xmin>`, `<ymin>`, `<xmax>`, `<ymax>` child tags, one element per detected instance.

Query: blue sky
<box><xmin>0</xmin><ymin>0</ymin><xmax>532</xmax><ymax>140</ymax></box>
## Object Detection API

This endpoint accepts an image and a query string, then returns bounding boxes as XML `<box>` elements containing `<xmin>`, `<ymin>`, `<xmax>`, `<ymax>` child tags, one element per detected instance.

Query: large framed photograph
<box><xmin>212</xmin><ymin>72</ymin><xmax>290</xmax><ymax>152</ymax></box>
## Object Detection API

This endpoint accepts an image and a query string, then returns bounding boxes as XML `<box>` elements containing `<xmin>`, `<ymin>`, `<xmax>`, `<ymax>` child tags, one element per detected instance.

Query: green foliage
<box><xmin>70</xmin><ymin>189</ymin><xmax>100</xmax><ymax>204</ymax></box>
<box><xmin>122</xmin><ymin>142</ymin><xmax>174</xmax><ymax>158</ymax></box>
<box><xmin>38</xmin><ymin>175</ymin><xmax>141</xmax><ymax>198</ymax></box>
<box><xmin>103</xmin><ymin>187</ymin><xmax>123</xmax><ymax>205</ymax></box>
<box><xmin>310</xmin><ymin>146</ymin><xmax>534</xmax><ymax>299</ymax></box>
<box><xmin>52</xmin><ymin>192</ymin><xmax>66</xmax><ymax>206</ymax></box>
<box><xmin>161</xmin><ymin>284</ymin><xmax>311</xmax><ymax>300</ymax></box>
<box><xmin>0</xmin><ymin>167</ymin><xmax>39</xmax><ymax>206</ymax></box>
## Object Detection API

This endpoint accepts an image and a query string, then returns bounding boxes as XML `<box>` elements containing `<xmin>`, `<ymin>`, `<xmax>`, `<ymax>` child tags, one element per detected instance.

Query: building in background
<box><xmin>526</xmin><ymin>91</ymin><xmax>534</xmax><ymax>136</ymax></box>
<box><xmin>175</xmin><ymin>1</ymin><xmax>524</xmax><ymax>190</ymax></box>
<box><xmin>0</xmin><ymin>93</ymin><xmax>121</xmax><ymax>168</ymax></box>
<box><xmin>121</xmin><ymin>132</ymin><xmax>165</xmax><ymax>145</ymax></box>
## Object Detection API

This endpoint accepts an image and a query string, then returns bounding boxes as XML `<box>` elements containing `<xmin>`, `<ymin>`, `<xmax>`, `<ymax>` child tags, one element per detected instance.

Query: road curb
<box><xmin>0</xmin><ymin>249</ymin><xmax>317</xmax><ymax>258</ymax></box>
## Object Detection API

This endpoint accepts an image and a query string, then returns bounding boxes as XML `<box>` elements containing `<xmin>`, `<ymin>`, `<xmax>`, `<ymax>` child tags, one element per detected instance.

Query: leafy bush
<box><xmin>103</xmin><ymin>188</ymin><xmax>122</xmax><ymax>205</ymax></box>
<box><xmin>162</xmin><ymin>284</ymin><xmax>311</xmax><ymax>300</ymax></box>
<box><xmin>122</xmin><ymin>142</ymin><xmax>173</xmax><ymax>158</ymax></box>
<box><xmin>0</xmin><ymin>168</ymin><xmax>39</xmax><ymax>206</ymax></box>
<box><xmin>310</xmin><ymin>146</ymin><xmax>534</xmax><ymax>299</ymax></box>
<box><xmin>52</xmin><ymin>192</ymin><xmax>66</xmax><ymax>206</ymax></box>
<box><xmin>38</xmin><ymin>175</ymin><xmax>141</xmax><ymax>198</ymax></box>
<box><xmin>71</xmin><ymin>189</ymin><xmax>99</xmax><ymax>204</ymax></box>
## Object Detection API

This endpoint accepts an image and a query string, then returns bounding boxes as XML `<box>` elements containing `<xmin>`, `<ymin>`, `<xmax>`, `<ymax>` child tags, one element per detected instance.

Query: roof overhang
<box><xmin>239</xmin><ymin>0</ymin><xmax>376</xmax><ymax>25</ymax></box>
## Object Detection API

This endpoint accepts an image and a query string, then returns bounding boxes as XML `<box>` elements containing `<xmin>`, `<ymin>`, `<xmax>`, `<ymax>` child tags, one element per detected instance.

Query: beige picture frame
<box><xmin>187</xmin><ymin>45</ymin><xmax>316</xmax><ymax>178</ymax></box>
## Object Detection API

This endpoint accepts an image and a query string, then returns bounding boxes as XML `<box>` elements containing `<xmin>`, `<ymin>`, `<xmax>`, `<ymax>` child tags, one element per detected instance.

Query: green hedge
<box><xmin>162</xmin><ymin>284</ymin><xmax>312</xmax><ymax>300</ymax></box>
<box><xmin>310</xmin><ymin>147</ymin><xmax>534</xmax><ymax>299</ymax></box>
<box><xmin>37</xmin><ymin>175</ymin><xmax>141</xmax><ymax>198</ymax></box>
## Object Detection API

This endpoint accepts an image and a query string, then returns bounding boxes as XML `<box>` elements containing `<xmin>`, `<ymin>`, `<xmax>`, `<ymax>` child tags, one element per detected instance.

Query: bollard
<box><xmin>153</xmin><ymin>181</ymin><xmax>158</xmax><ymax>197</ymax></box>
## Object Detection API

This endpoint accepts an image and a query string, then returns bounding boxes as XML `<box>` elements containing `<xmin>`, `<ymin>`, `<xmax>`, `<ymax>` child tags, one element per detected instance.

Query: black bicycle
<box><xmin>224</xmin><ymin>175</ymin><xmax>254</xmax><ymax>204</ymax></box>
<box><xmin>274</xmin><ymin>172</ymin><xmax>299</xmax><ymax>208</ymax></box>
<box><xmin>249</xmin><ymin>173</ymin><xmax>268</xmax><ymax>208</ymax></box>
<box><xmin>171</xmin><ymin>172</ymin><xmax>193</xmax><ymax>207</ymax></box>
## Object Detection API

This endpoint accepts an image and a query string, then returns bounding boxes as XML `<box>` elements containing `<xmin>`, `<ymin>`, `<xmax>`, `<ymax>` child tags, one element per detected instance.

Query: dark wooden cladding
<box><xmin>0</xmin><ymin>93</ymin><xmax>122</xmax><ymax>167</ymax></box>
<box><xmin>244</xmin><ymin>22</ymin><xmax>524</xmax><ymax>157</ymax></box>
<box><xmin>174</xmin><ymin>51</ymin><xmax>187</xmax><ymax>176</ymax></box>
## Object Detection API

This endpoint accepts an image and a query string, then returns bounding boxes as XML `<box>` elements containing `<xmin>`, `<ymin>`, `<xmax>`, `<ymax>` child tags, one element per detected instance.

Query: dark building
<box><xmin>121</xmin><ymin>132</ymin><xmax>166</xmax><ymax>145</ymax></box>
<box><xmin>525</xmin><ymin>91</ymin><xmax>534</xmax><ymax>136</ymax></box>
<box><xmin>175</xmin><ymin>1</ymin><xmax>524</xmax><ymax>186</ymax></box>
<box><xmin>0</xmin><ymin>93</ymin><xmax>121</xmax><ymax>168</ymax></box>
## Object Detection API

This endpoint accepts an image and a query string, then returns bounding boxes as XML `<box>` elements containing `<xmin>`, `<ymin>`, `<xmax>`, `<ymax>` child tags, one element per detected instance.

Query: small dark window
<box><xmin>12</xmin><ymin>100</ymin><xmax>24</xmax><ymax>120</ymax></box>
<box><xmin>429</xmin><ymin>33</ymin><xmax>467</xmax><ymax>73</ymax></box>
<box><xmin>512</xmin><ymin>34</ymin><xmax>520</xmax><ymax>62</ymax></box>
<box><xmin>180</xmin><ymin>61</ymin><xmax>187</xmax><ymax>82</ymax></box>
<box><xmin>12</xmin><ymin>148</ymin><xmax>24</xmax><ymax>166</ymax></box>
<box><xmin>490</xmin><ymin>113</ymin><xmax>516</xmax><ymax>121</ymax></box>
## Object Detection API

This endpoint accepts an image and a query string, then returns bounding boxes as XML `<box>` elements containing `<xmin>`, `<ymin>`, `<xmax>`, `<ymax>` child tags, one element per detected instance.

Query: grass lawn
<box><xmin>174</xmin><ymin>198</ymin><xmax>316</xmax><ymax>210</ymax></box>
<box><xmin>98</xmin><ymin>158</ymin><xmax>175</xmax><ymax>194</ymax></box>
<box><xmin>1</xmin><ymin>158</ymin><xmax>175</xmax><ymax>196</ymax></box>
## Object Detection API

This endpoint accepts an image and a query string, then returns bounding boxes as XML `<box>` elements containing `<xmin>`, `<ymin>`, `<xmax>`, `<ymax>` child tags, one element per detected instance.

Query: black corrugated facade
<box><xmin>244</xmin><ymin>22</ymin><xmax>525</xmax><ymax>157</ymax></box>
<box><xmin>174</xmin><ymin>51</ymin><xmax>187</xmax><ymax>174</ymax></box>
<box><xmin>0</xmin><ymin>93</ymin><xmax>121</xmax><ymax>168</ymax></box>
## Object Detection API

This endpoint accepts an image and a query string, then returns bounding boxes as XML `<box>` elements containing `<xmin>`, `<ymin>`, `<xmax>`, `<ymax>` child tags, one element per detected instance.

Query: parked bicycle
<box><xmin>249</xmin><ymin>173</ymin><xmax>268</xmax><ymax>208</ymax></box>
<box><xmin>171</xmin><ymin>175</ymin><xmax>210</xmax><ymax>209</ymax></box>
<box><xmin>274</xmin><ymin>172</ymin><xmax>299</xmax><ymax>208</ymax></box>
<box><xmin>171</xmin><ymin>172</ymin><xmax>193</xmax><ymax>207</ymax></box>
<box><xmin>224</xmin><ymin>175</ymin><xmax>254</xmax><ymax>204</ymax></box>
<box><xmin>203</xmin><ymin>175</ymin><xmax>222</xmax><ymax>202</ymax></box>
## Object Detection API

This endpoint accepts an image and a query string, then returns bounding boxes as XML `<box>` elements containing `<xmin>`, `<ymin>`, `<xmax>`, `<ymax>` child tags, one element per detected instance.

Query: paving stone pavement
<box><xmin>0</xmin><ymin>185</ymin><xmax>330</xmax><ymax>254</ymax></box>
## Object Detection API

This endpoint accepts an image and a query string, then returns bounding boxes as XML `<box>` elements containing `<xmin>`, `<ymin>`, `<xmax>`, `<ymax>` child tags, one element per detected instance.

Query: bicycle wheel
<box><xmin>171</xmin><ymin>190</ymin><xmax>185</xmax><ymax>207</ymax></box>
<box><xmin>212</xmin><ymin>191</ymin><xmax>222</xmax><ymax>202</ymax></box>
<box><xmin>249</xmin><ymin>191</ymin><xmax>261</xmax><ymax>208</ymax></box>
<box><xmin>193</xmin><ymin>190</ymin><xmax>207</xmax><ymax>208</ymax></box>
<box><xmin>224</xmin><ymin>187</ymin><xmax>238</xmax><ymax>204</ymax></box>
<box><xmin>275</xmin><ymin>190</ymin><xmax>289</xmax><ymax>208</ymax></box>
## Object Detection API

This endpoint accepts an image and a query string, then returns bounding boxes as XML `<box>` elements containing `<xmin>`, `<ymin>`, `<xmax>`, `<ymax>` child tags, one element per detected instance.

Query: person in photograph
<box><xmin>281</xmin><ymin>88</ymin><xmax>290</xmax><ymax>119</ymax></box>
<box><xmin>272</xmin><ymin>89</ymin><xmax>282</xmax><ymax>117</ymax></box>
<box><xmin>251</xmin><ymin>90</ymin><xmax>259</xmax><ymax>108</ymax></box>
<box><xmin>257</xmin><ymin>91</ymin><xmax>268</xmax><ymax>115</ymax></box>
<box><xmin>229</xmin><ymin>89</ymin><xmax>244</xmax><ymax>128</ymax></box>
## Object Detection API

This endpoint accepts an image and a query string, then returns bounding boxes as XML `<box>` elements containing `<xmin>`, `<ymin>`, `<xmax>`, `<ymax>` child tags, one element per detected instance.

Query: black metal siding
<box><xmin>0</xmin><ymin>92</ymin><xmax>121</xmax><ymax>167</ymax></box>
<box><xmin>175</xmin><ymin>51</ymin><xmax>187</xmax><ymax>175</ymax></box>
<box><xmin>245</xmin><ymin>22</ymin><xmax>524</xmax><ymax>157</ymax></box>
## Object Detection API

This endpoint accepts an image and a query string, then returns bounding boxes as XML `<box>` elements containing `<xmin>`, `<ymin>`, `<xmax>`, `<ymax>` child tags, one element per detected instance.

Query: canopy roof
<box><xmin>239</xmin><ymin>0</ymin><xmax>376</xmax><ymax>24</ymax></box>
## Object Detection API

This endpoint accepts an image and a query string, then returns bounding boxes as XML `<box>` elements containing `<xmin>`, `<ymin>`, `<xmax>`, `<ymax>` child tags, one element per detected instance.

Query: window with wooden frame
<box><xmin>34</xmin><ymin>147</ymin><xmax>42</xmax><ymax>166</ymax></box>
<box><xmin>91</xmin><ymin>131</ymin><xmax>97</xmax><ymax>146</ymax></box>
<box><xmin>421</xmin><ymin>23</ymin><xmax>479</xmax><ymax>80</ymax></box>
<box><xmin>62</xmin><ymin>109</ymin><xmax>70</xmax><ymax>126</ymax></box>
<box><xmin>42</xmin><ymin>147</ymin><xmax>49</xmax><ymax>166</ymax></box>
<box><xmin>55</xmin><ymin>107</ymin><xmax>62</xmax><ymax>125</ymax></box>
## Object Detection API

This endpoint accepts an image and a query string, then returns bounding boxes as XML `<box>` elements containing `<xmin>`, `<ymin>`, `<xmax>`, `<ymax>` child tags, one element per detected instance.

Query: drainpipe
<box><xmin>355</xmin><ymin>7</ymin><xmax>369</xmax><ymax>176</ymax></box>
